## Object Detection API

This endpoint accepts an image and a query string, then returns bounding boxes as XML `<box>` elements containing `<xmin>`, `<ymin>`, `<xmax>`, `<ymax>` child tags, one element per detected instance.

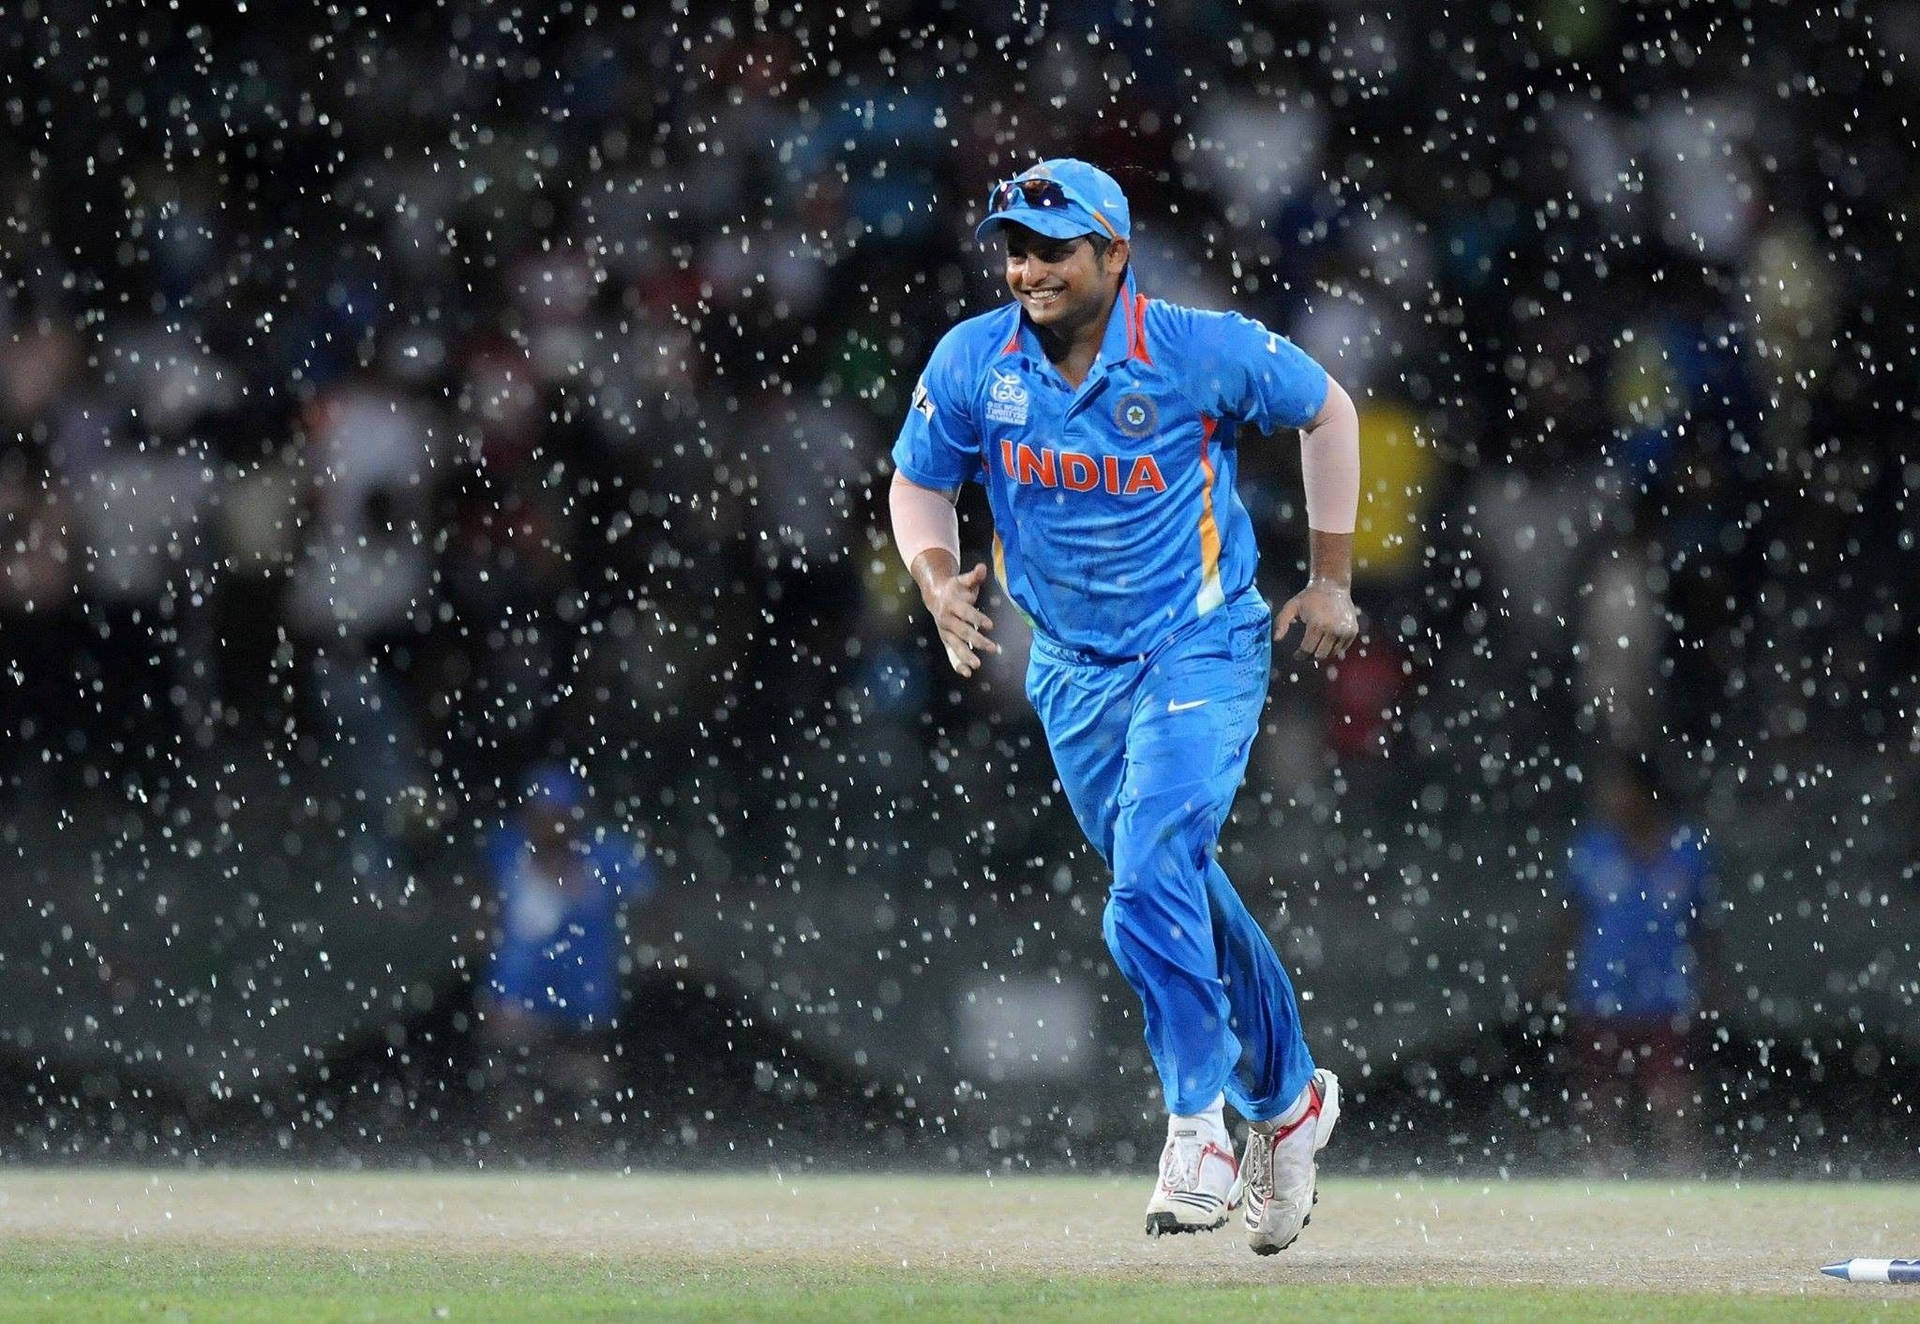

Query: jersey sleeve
<box><xmin>890</xmin><ymin>326</ymin><xmax>981</xmax><ymax>489</ymax></box>
<box><xmin>1178</xmin><ymin>308</ymin><xmax>1329</xmax><ymax>431</ymax></box>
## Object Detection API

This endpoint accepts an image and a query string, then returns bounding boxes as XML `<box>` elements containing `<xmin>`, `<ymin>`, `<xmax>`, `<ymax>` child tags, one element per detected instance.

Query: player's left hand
<box><xmin>1274</xmin><ymin>579</ymin><xmax>1359</xmax><ymax>662</ymax></box>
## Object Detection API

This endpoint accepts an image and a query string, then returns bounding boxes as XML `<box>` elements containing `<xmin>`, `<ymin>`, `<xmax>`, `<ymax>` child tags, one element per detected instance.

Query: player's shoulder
<box><xmin>926</xmin><ymin>303</ymin><xmax>1020</xmax><ymax>375</ymax></box>
<box><xmin>1139</xmin><ymin>297</ymin><xmax>1204</xmax><ymax>345</ymax></box>
<box><xmin>1140</xmin><ymin>300</ymin><xmax>1270</xmax><ymax>364</ymax></box>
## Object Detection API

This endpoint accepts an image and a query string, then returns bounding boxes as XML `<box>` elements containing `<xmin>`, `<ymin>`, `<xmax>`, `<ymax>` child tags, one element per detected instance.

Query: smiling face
<box><xmin>1002</xmin><ymin>223</ymin><xmax>1128</xmax><ymax>342</ymax></box>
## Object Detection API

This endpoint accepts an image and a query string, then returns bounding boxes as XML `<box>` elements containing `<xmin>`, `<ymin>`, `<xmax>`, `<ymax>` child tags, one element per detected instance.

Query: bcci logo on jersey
<box><xmin>986</xmin><ymin>368</ymin><xmax>1029</xmax><ymax>425</ymax></box>
<box><xmin>1113</xmin><ymin>392</ymin><xmax>1157</xmax><ymax>438</ymax></box>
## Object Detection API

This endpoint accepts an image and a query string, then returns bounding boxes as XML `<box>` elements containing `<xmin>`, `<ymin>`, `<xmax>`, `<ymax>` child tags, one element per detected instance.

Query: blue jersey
<box><xmin>486</xmin><ymin>826</ymin><xmax>653</xmax><ymax>1026</ymax></box>
<box><xmin>1565</xmin><ymin>825</ymin><xmax>1718</xmax><ymax>1019</ymax></box>
<box><xmin>892</xmin><ymin>268</ymin><xmax>1328</xmax><ymax>660</ymax></box>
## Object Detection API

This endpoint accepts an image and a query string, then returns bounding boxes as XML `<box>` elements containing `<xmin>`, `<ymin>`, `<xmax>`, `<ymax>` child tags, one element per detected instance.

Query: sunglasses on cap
<box><xmin>989</xmin><ymin>176</ymin><xmax>1120</xmax><ymax>239</ymax></box>
<box><xmin>992</xmin><ymin>176</ymin><xmax>1072</xmax><ymax>212</ymax></box>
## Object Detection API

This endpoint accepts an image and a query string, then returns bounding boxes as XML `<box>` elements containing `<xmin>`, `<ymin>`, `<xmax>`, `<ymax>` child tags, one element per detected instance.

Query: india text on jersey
<box><xmin>999</xmin><ymin>439</ymin><xmax>1167</xmax><ymax>494</ymax></box>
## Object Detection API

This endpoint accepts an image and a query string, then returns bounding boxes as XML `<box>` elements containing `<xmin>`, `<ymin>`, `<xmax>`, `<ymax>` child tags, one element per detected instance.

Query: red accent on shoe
<box><xmin>1265</xmin><ymin>1079</ymin><xmax>1325</xmax><ymax>1146</ymax></box>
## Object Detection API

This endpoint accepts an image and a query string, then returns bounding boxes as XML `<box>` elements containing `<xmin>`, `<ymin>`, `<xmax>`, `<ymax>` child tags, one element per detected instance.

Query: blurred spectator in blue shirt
<box><xmin>480</xmin><ymin>762</ymin><xmax>654</xmax><ymax>1126</ymax></box>
<box><xmin>1534</xmin><ymin>755</ymin><xmax>1725</xmax><ymax>1173</ymax></box>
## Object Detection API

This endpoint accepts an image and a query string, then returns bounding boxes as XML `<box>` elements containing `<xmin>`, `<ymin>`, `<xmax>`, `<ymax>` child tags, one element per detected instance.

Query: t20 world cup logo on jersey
<box><xmin>985</xmin><ymin>368</ymin><xmax>1029</xmax><ymax>425</ymax></box>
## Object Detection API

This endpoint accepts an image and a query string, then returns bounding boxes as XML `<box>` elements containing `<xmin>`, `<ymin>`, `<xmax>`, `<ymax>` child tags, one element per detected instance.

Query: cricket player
<box><xmin>889</xmin><ymin>160</ymin><xmax>1362</xmax><ymax>1253</ymax></box>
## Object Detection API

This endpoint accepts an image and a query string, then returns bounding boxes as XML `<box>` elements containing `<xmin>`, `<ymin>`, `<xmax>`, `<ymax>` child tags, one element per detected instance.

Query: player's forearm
<box><xmin>889</xmin><ymin>470</ymin><xmax>962</xmax><ymax>605</ymax></box>
<box><xmin>1300</xmin><ymin>377</ymin><xmax>1360</xmax><ymax>537</ymax></box>
<box><xmin>1307</xmin><ymin>529</ymin><xmax>1353</xmax><ymax>590</ymax></box>
<box><xmin>908</xmin><ymin>548</ymin><xmax>963</xmax><ymax>610</ymax></box>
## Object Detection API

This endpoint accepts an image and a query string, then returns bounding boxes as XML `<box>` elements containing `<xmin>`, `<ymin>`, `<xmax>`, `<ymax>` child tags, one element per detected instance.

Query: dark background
<box><xmin>0</xmin><ymin>0</ymin><xmax>1914</xmax><ymax>1174</ymax></box>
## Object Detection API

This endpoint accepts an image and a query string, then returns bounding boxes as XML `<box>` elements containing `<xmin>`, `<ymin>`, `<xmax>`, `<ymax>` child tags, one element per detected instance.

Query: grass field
<box><xmin>2</xmin><ymin>1171</ymin><xmax>1916</xmax><ymax>1321</ymax></box>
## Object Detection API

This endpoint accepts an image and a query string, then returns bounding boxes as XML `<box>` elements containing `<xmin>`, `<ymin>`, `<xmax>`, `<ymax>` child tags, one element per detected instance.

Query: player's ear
<box><xmin>1104</xmin><ymin>237</ymin><xmax>1129</xmax><ymax>275</ymax></box>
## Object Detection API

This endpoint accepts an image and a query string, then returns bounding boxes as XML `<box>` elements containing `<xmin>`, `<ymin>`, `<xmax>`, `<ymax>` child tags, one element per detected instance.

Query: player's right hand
<box><xmin>929</xmin><ymin>562</ymin><xmax>999</xmax><ymax>677</ymax></box>
<box><xmin>1274</xmin><ymin>578</ymin><xmax>1359</xmax><ymax>662</ymax></box>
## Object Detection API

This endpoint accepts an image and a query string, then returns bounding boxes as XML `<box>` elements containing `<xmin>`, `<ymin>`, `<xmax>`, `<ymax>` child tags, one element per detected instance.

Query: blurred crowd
<box><xmin>0</xmin><ymin>0</ymin><xmax>1914</xmax><ymax>866</ymax></box>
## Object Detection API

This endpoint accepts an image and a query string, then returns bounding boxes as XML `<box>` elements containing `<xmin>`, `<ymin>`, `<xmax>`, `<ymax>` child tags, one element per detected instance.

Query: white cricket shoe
<box><xmin>1144</xmin><ymin>1121</ymin><xmax>1241</xmax><ymax>1236</ymax></box>
<box><xmin>1242</xmin><ymin>1068</ymin><xmax>1340</xmax><ymax>1255</ymax></box>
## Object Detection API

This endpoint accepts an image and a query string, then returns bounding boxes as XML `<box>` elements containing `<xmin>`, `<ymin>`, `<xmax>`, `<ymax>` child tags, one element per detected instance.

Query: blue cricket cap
<box><xmin>974</xmin><ymin>159</ymin><xmax>1131</xmax><ymax>246</ymax></box>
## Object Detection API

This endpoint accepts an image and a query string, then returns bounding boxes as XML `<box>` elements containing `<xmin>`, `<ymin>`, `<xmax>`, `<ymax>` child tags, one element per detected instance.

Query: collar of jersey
<box><xmin>1002</xmin><ymin>267</ymin><xmax>1148</xmax><ymax>376</ymax></box>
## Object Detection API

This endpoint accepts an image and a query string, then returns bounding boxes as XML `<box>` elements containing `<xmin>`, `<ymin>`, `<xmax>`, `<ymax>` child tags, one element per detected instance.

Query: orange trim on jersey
<box><xmin>1129</xmin><ymin>293</ymin><xmax>1153</xmax><ymax>365</ymax></box>
<box><xmin>1000</xmin><ymin>323</ymin><xmax>1022</xmax><ymax>355</ymax></box>
<box><xmin>991</xmin><ymin>531</ymin><xmax>1009</xmax><ymax>593</ymax></box>
<box><xmin>1196</xmin><ymin>415</ymin><xmax>1223</xmax><ymax>614</ymax></box>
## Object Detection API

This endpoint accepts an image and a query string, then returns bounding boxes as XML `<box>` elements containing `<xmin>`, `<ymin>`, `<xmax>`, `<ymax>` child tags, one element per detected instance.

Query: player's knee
<box><xmin>1111</xmin><ymin>820</ymin><xmax>1207</xmax><ymax>896</ymax></box>
<box><xmin>1103</xmin><ymin>869</ymin><xmax>1215</xmax><ymax>967</ymax></box>
<box><xmin>1102</xmin><ymin>881</ymin><xmax>1143</xmax><ymax>936</ymax></box>
<box><xmin>1099</xmin><ymin>891</ymin><xmax>1153</xmax><ymax>971</ymax></box>
<box><xmin>1101</xmin><ymin>882</ymin><xmax>1170</xmax><ymax>945</ymax></box>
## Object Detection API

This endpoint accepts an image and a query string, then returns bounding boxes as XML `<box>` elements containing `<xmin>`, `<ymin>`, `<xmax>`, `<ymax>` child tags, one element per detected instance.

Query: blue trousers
<box><xmin>1026</xmin><ymin>591</ymin><xmax>1314</xmax><ymax>1121</ymax></box>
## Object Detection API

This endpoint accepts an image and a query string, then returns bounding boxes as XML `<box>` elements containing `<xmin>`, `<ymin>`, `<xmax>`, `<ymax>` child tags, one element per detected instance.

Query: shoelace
<box><xmin>1243</xmin><ymin>1131</ymin><xmax>1273</xmax><ymax>1195</ymax></box>
<box><xmin>1160</xmin><ymin>1131</ymin><xmax>1227</xmax><ymax>1192</ymax></box>
<box><xmin>1159</xmin><ymin>1135</ymin><xmax>1199</xmax><ymax>1191</ymax></box>
<box><xmin>1249</xmin><ymin>1080</ymin><xmax>1324</xmax><ymax>1189</ymax></box>
<box><xmin>1245</xmin><ymin>1087</ymin><xmax>1321</xmax><ymax>1209</ymax></box>
<box><xmin>1167</xmin><ymin>1128</ymin><xmax>1228</xmax><ymax>1189</ymax></box>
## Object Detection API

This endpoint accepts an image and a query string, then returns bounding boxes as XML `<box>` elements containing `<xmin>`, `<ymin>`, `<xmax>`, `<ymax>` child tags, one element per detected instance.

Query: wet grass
<box><xmin>1</xmin><ymin>1172</ymin><xmax>1911</xmax><ymax>1321</ymax></box>
<box><xmin>0</xmin><ymin>1243</ymin><xmax>1890</xmax><ymax>1323</ymax></box>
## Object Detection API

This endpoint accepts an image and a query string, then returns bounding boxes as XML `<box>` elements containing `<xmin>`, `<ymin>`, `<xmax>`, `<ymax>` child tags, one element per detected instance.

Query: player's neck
<box><xmin>1033</xmin><ymin>288</ymin><xmax>1119</xmax><ymax>388</ymax></box>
